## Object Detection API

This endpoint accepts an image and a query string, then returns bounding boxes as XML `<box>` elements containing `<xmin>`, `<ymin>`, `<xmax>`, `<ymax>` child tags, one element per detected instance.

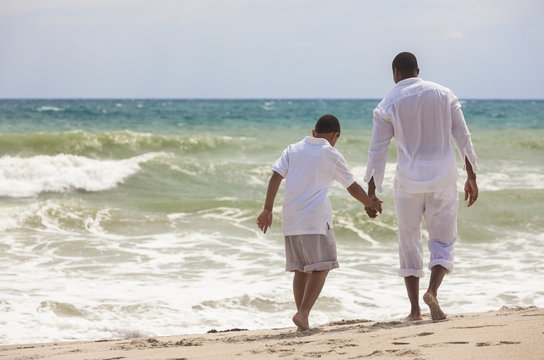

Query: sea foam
<box><xmin>0</xmin><ymin>152</ymin><xmax>166</xmax><ymax>198</ymax></box>
<box><xmin>37</xmin><ymin>106</ymin><xmax>62</xmax><ymax>112</ymax></box>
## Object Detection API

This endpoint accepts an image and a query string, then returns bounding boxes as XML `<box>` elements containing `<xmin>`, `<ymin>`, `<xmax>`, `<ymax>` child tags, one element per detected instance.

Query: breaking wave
<box><xmin>0</xmin><ymin>152</ymin><xmax>166</xmax><ymax>197</ymax></box>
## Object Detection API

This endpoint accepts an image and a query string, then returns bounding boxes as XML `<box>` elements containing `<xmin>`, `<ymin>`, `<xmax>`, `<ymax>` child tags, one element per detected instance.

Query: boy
<box><xmin>256</xmin><ymin>114</ymin><xmax>381</xmax><ymax>331</ymax></box>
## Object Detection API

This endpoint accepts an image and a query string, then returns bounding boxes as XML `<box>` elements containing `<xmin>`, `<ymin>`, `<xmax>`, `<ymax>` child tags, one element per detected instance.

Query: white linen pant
<box><xmin>394</xmin><ymin>184</ymin><xmax>459</xmax><ymax>278</ymax></box>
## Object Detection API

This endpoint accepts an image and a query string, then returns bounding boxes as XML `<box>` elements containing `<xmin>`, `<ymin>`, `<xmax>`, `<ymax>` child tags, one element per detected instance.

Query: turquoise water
<box><xmin>0</xmin><ymin>99</ymin><xmax>543</xmax><ymax>344</ymax></box>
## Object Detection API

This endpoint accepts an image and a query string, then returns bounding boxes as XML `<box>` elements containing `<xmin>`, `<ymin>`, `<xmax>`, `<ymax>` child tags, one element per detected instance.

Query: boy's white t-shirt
<box><xmin>272</xmin><ymin>136</ymin><xmax>355</xmax><ymax>236</ymax></box>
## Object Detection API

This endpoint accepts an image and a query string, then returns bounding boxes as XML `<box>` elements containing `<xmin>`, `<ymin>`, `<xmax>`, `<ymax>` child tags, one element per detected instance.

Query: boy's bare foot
<box><xmin>423</xmin><ymin>292</ymin><xmax>446</xmax><ymax>320</ymax></box>
<box><xmin>292</xmin><ymin>312</ymin><xmax>310</xmax><ymax>331</ymax></box>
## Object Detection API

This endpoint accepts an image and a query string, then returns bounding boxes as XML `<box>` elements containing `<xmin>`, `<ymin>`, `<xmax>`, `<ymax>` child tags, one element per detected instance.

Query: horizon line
<box><xmin>1</xmin><ymin>97</ymin><xmax>543</xmax><ymax>101</ymax></box>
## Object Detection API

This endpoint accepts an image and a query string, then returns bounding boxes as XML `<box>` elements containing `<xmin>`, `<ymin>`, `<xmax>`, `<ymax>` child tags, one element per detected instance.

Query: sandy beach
<box><xmin>2</xmin><ymin>306</ymin><xmax>542</xmax><ymax>360</ymax></box>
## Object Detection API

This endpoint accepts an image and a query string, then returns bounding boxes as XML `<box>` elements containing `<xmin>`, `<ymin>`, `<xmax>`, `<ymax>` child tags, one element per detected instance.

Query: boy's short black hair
<box><xmin>392</xmin><ymin>52</ymin><xmax>418</xmax><ymax>73</ymax></box>
<box><xmin>315</xmin><ymin>114</ymin><xmax>340</xmax><ymax>135</ymax></box>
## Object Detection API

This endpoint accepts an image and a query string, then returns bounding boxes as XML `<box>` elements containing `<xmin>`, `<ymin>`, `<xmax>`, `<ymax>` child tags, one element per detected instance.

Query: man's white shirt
<box><xmin>365</xmin><ymin>77</ymin><xmax>479</xmax><ymax>193</ymax></box>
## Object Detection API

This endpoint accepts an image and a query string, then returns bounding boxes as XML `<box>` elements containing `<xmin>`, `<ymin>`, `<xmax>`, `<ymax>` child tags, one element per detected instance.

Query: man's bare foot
<box><xmin>404</xmin><ymin>305</ymin><xmax>422</xmax><ymax>321</ymax></box>
<box><xmin>292</xmin><ymin>312</ymin><xmax>309</xmax><ymax>331</ymax></box>
<box><xmin>423</xmin><ymin>292</ymin><xmax>446</xmax><ymax>320</ymax></box>
<box><xmin>405</xmin><ymin>313</ymin><xmax>423</xmax><ymax>321</ymax></box>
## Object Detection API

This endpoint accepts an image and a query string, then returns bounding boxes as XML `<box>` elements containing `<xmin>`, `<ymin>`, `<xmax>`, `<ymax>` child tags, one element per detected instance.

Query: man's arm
<box><xmin>256</xmin><ymin>171</ymin><xmax>283</xmax><ymax>233</ymax></box>
<box><xmin>451</xmin><ymin>96</ymin><xmax>479</xmax><ymax>174</ymax></box>
<box><xmin>368</xmin><ymin>176</ymin><xmax>377</xmax><ymax>198</ymax></box>
<box><xmin>365</xmin><ymin>177</ymin><xmax>382</xmax><ymax>218</ymax></box>
<box><xmin>464</xmin><ymin>157</ymin><xmax>478</xmax><ymax>207</ymax></box>
<box><xmin>364</xmin><ymin>112</ymin><xmax>394</xmax><ymax>194</ymax></box>
<box><xmin>450</xmin><ymin>96</ymin><xmax>479</xmax><ymax>207</ymax></box>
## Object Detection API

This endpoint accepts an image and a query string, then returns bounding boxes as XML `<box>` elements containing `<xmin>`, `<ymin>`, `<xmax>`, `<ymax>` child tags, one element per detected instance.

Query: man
<box><xmin>365</xmin><ymin>52</ymin><xmax>479</xmax><ymax>320</ymax></box>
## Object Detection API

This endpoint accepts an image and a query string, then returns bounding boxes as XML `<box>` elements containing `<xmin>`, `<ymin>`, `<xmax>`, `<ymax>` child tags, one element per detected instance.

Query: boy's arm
<box><xmin>257</xmin><ymin>171</ymin><xmax>283</xmax><ymax>234</ymax></box>
<box><xmin>347</xmin><ymin>181</ymin><xmax>382</xmax><ymax>218</ymax></box>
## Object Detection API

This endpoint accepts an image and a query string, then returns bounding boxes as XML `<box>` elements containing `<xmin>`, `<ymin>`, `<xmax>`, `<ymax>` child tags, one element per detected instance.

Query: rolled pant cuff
<box><xmin>286</xmin><ymin>261</ymin><xmax>339</xmax><ymax>273</ymax></box>
<box><xmin>398</xmin><ymin>269</ymin><xmax>425</xmax><ymax>278</ymax></box>
<box><xmin>428</xmin><ymin>259</ymin><xmax>453</xmax><ymax>273</ymax></box>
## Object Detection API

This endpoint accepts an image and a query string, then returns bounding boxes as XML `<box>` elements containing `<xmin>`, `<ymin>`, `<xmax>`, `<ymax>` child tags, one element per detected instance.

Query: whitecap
<box><xmin>457</xmin><ymin>165</ymin><xmax>544</xmax><ymax>191</ymax></box>
<box><xmin>37</xmin><ymin>106</ymin><xmax>62</xmax><ymax>112</ymax></box>
<box><xmin>262</xmin><ymin>101</ymin><xmax>275</xmax><ymax>110</ymax></box>
<box><xmin>0</xmin><ymin>153</ymin><xmax>168</xmax><ymax>198</ymax></box>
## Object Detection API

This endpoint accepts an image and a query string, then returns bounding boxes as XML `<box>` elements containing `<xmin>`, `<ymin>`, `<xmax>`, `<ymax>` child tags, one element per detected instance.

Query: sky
<box><xmin>1</xmin><ymin>0</ymin><xmax>543</xmax><ymax>99</ymax></box>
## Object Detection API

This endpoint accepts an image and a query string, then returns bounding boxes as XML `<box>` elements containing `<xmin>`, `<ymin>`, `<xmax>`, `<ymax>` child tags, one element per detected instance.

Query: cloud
<box><xmin>1</xmin><ymin>0</ymin><xmax>542</xmax><ymax>98</ymax></box>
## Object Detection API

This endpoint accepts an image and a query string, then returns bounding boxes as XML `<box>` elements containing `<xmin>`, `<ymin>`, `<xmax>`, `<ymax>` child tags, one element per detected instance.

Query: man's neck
<box><xmin>399</xmin><ymin>74</ymin><xmax>418</xmax><ymax>82</ymax></box>
<box><xmin>395</xmin><ymin>75</ymin><xmax>418</xmax><ymax>84</ymax></box>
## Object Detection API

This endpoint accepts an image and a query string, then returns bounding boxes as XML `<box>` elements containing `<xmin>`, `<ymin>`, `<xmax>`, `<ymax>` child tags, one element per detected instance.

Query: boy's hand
<box><xmin>256</xmin><ymin>209</ymin><xmax>273</xmax><ymax>234</ymax></box>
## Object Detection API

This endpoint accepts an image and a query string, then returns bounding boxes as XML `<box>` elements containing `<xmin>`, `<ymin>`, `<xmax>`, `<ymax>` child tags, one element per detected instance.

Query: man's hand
<box><xmin>365</xmin><ymin>194</ymin><xmax>382</xmax><ymax>218</ymax></box>
<box><xmin>365</xmin><ymin>177</ymin><xmax>382</xmax><ymax>218</ymax></box>
<box><xmin>256</xmin><ymin>209</ymin><xmax>273</xmax><ymax>233</ymax></box>
<box><xmin>464</xmin><ymin>157</ymin><xmax>478</xmax><ymax>207</ymax></box>
<box><xmin>464</xmin><ymin>177</ymin><xmax>478</xmax><ymax>207</ymax></box>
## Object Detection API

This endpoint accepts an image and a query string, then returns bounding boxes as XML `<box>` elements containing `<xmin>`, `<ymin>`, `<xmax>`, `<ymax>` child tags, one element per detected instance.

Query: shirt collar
<box><xmin>304</xmin><ymin>136</ymin><xmax>329</xmax><ymax>145</ymax></box>
<box><xmin>395</xmin><ymin>77</ymin><xmax>421</xmax><ymax>87</ymax></box>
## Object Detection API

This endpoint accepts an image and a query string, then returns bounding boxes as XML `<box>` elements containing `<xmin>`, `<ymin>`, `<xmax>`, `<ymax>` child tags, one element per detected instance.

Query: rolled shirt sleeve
<box><xmin>451</xmin><ymin>97</ymin><xmax>479</xmax><ymax>173</ymax></box>
<box><xmin>272</xmin><ymin>147</ymin><xmax>290</xmax><ymax>177</ymax></box>
<box><xmin>364</xmin><ymin>106</ymin><xmax>394</xmax><ymax>193</ymax></box>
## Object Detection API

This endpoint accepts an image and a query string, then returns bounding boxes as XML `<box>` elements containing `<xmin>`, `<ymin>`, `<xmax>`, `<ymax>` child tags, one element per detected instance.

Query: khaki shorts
<box><xmin>284</xmin><ymin>227</ymin><xmax>339</xmax><ymax>273</ymax></box>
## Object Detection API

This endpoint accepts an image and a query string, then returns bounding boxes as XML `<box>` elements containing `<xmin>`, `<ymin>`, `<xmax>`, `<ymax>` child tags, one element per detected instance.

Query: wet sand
<box><xmin>1</xmin><ymin>306</ymin><xmax>542</xmax><ymax>360</ymax></box>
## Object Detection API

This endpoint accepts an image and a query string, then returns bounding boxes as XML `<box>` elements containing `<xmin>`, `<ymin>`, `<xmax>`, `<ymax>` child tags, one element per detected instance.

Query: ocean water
<box><xmin>0</xmin><ymin>99</ymin><xmax>543</xmax><ymax>345</ymax></box>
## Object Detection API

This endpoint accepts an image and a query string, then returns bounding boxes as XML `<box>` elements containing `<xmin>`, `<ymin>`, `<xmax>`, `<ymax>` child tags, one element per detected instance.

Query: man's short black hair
<box><xmin>315</xmin><ymin>114</ymin><xmax>340</xmax><ymax>135</ymax></box>
<box><xmin>392</xmin><ymin>52</ymin><xmax>419</xmax><ymax>74</ymax></box>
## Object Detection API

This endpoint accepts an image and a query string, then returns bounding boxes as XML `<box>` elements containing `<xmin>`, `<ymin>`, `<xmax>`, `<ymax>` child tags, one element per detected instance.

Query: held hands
<box><xmin>464</xmin><ymin>177</ymin><xmax>478</xmax><ymax>207</ymax></box>
<box><xmin>365</xmin><ymin>194</ymin><xmax>383</xmax><ymax>218</ymax></box>
<box><xmin>256</xmin><ymin>209</ymin><xmax>273</xmax><ymax>234</ymax></box>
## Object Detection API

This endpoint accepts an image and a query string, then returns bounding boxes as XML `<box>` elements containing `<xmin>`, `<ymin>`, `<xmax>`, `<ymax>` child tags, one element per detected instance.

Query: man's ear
<box><xmin>312</xmin><ymin>129</ymin><xmax>316</xmax><ymax>137</ymax></box>
<box><xmin>393</xmin><ymin>67</ymin><xmax>399</xmax><ymax>82</ymax></box>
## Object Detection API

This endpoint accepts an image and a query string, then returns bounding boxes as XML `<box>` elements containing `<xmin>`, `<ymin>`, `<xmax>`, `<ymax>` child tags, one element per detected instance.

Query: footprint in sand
<box><xmin>175</xmin><ymin>339</ymin><xmax>203</xmax><ymax>346</ymax></box>
<box><xmin>417</xmin><ymin>332</ymin><xmax>434</xmax><ymax>337</ymax></box>
<box><xmin>351</xmin><ymin>350</ymin><xmax>383</xmax><ymax>358</ymax></box>
<box><xmin>395</xmin><ymin>349</ymin><xmax>421</xmax><ymax>356</ymax></box>
<box><xmin>349</xmin><ymin>349</ymin><xmax>421</xmax><ymax>358</ymax></box>
<box><xmin>328</xmin><ymin>319</ymin><xmax>373</xmax><ymax>326</ymax></box>
<box><xmin>477</xmin><ymin>341</ymin><xmax>521</xmax><ymax>347</ymax></box>
<box><xmin>304</xmin><ymin>350</ymin><xmax>333</xmax><ymax>358</ymax></box>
